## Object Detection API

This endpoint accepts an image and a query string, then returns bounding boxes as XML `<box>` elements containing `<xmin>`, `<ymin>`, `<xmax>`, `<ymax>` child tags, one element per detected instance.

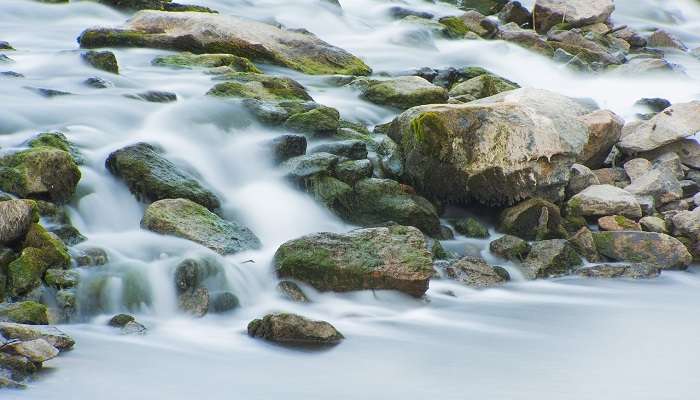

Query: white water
<box><xmin>1</xmin><ymin>0</ymin><xmax>699</xmax><ymax>398</ymax></box>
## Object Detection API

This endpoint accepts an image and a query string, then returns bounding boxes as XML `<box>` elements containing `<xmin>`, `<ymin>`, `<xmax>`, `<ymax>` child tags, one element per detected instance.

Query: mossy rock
<box><xmin>44</xmin><ymin>269</ymin><xmax>79</xmax><ymax>289</ymax></box>
<box><xmin>152</xmin><ymin>52</ymin><xmax>259</xmax><ymax>72</ymax></box>
<box><xmin>283</xmin><ymin>106</ymin><xmax>340</xmax><ymax>136</ymax></box>
<box><xmin>443</xmin><ymin>0</ymin><xmax>508</xmax><ymax>15</ymax></box>
<box><xmin>358</xmin><ymin>76</ymin><xmax>448</xmax><ymax>110</ymax></box>
<box><xmin>0</xmin><ymin>146</ymin><xmax>81</xmax><ymax>204</ymax></box>
<box><xmin>207</xmin><ymin>73</ymin><xmax>312</xmax><ymax>101</ymax></box>
<box><xmin>498</xmin><ymin>198</ymin><xmax>566</xmax><ymax>241</ymax></box>
<box><xmin>448</xmin><ymin>74</ymin><xmax>519</xmax><ymax>102</ymax></box>
<box><xmin>247</xmin><ymin>313</ymin><xmax>343</xmax><ymax>346</ymax></box>
<box><xmin>27</xmin><ymin>132</ymin><xmax>84</xmax><ymax>165</ymax></box>
<box><xmin>141</xmin><ymin>198</ymin><xmax>261</xmax><ymax>255</ymax></box>
<box><xmin>97</xmin><ymin>0</ymin><xmax>217</xmax><ymax>12</ymax></box>
<box><xmin>0</xmin><ymin>301</ymin><xmax>48</xmax><ymax>324</ymax></box>
<box><xmin>274</xmin><ymin>225</ymin><xmax>434</xmax><ymax>297</ymax></box>
<box><xmin>592</xmin><ymin>231</ymin><xmax>692</xmax><ymax>270</ymax></box>
<box><xmin>81</xmin><ymin>50</ymin><xmax>119</xmax><ymax>74</ymax></box>
<box><xmin>522</xmin><ymin>239</ymin><xmax>582</xmax><ymax>279</ymax></box>
<box><xmin>452</xmin><ymin>217</ymin><xmax>489</xmax><ymax>238</ymax></box>
<box><xmin>106</xmin><ymin>142</ymin><xmax>220</xmax><ymax>211</ymax></box>
<box><xmin>489</xmin><ymin>234</ymin><xmax>530</xmax><ymax>261</ymax></box>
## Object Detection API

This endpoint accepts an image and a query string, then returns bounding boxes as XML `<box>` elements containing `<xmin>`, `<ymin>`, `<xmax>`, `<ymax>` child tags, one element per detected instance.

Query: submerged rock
<box><xmin>268</xmin><ymin>134</ymin><xmax>307</xmax><ymax>164</ymax></box>
<box><xmin>81</xmin><ymin>50</ymin><xmax>119</xmax><ymax>74</ymax></box>
<box><xmin>124</xmin><ymin>90</ymin><xmax>177</xmax><ymax>102</ymax></box>
<box><xmin>207</xmin><ymin>73</ymin><xmax>312</xmax><ymax>101</ymax></box>
<box><xmin>247</xmin><ymin>313</ymin><xmax>343</xmax><ymax>346</ymax></box>
<box><xmin>575</xmin><ymin>263</ymin><xmax>660</xmax><ymax>279</ymax></box>
<box><xmin>592</xmin><ymin>231</ymin><xmax>692</xmax><ymax>270</ymax></box>
<box><xmin>178</xmin><ymin>287</ymin><xmax>209</xmax><ymax>317</ymax></box>
<box><xmin>387</xmin><ymin>88</ymin><xmax>595</xmax><ymax>206</ymax></box>
<box><xmin>438</xmin><ymin>256</ymin><xmax>509</xmax><ymax>288</ymax></box>
<box><xmin>447</xmin><ymin>74</ymin><xmax>519</xmax><ymax>102</ymax></box>
<box><xmin>142</xmin><ymin>199</ymin><xmax>261</xmax><ymax>255</ymax></box>
<box><xmin>0</xmin><ymin>301</ymin><xmax>48</xmax><ymax>325</ymax></box>
<box><xmin>522</xmin><ymin>239</ymin><xmax>582</xmax><ymax>279</ymax></box>
<box><xmin>277</xmin><ymin>280</ymin><xmax>310</xmax><ymax>303</ymax></box>
<box><xmin>452</xmin><ymin>217</ymin><xmax>489</xmax><ymax>238</ymax></box>
<box><xmin>274</xmin><ymin>225</ymin><xmax>433</xmax><ymax>297</ymax></box>
<box><xmin>106</xmin><ymin>143</ymin><xmax>220</xmax><ymax>210</ymax></box>
<box><xmin>152</xmin><ymin>52</ymin><xmax>260</xmax><ymax>73</ymax></box>
<box><xmin>489</xmin><ymin>234</ymin><xmax>530</xmax><ymax>261</ymax></box>
<box><xmin>78</xmin><ymin>11</ymin><xmax>371</xmax><ymax>75</ymax></box>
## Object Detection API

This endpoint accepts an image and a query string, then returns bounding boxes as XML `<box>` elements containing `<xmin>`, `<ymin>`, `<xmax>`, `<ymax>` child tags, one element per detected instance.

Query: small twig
<box><xmin>603</xmin><ymin>25</ymin><xmax>628</xmax><ymax>36</ymax></box>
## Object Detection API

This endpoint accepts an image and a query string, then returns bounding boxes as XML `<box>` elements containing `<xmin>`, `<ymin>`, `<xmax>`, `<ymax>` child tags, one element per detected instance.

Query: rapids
<box><xmin>1</xmin><ymin>0</ymin><xmax>699</xmax><ymax>399</ymax></box>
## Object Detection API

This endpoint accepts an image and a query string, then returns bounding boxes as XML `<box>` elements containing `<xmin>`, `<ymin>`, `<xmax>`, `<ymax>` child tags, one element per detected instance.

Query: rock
<box><xmin>27</xmin><ymin>131</ymin><xmax>84</xmax><ymax>165</ymax></box>
<box><xmin>283</xmin><ymin>105</ymin><xmax>340</xmax><ymax>136</ymax></box>
<box><xmin>619</xmin><ymin>102</ymin><xmax>700</xmax><ymax>154</ymax></box>
<box><xmin>152</xmin><ymin>52</ymin><xmax>260</xmax><ymax>73</ymax></box>
<box><xmin>592</xmin><ymin>231</ymin><xmax>692</xmax><ymax>270</ymax></box>
<box><xmin>498</xmin><ymin>1</ymin><xmax>532</xmax><ymax>27</ymax></box>
<box><xmin>357</xmin><ymin>76</ymin><xmax>448</xmax><ymax>110</ymax></box>
<box><xmin>1</xmin><ymin>71</ymin><xmax>24</xmax><ymax>78</ymax></box>
<box><xmin>652</xmin><ymin>152</ymin><xmax>684</xmax><ymax>180</ymax></box>
<box><xmin>566</xmin><ymin>163</ymin><xmax>600</xmax><ymax>197</ymax></box>
<box><xmin>439</xmin><ymin>12</ymin><xmax>491</xmax><ymax>38</ymax></box>
<box><xmin>498</xmin><ymin>198</ymin><xmax>565</xmax><ymax>241</ymax></box>
<box><xmin>0</xmin><ymin>376</ymin><xmax>25</xmax><ymax>389</ymax></box>
<box><xmin>96</xmin><ymin>0</ymin><xmax>215</xmax><ymax>12</ymax></box>
<box><xmin>635</xmin><ymin>97</ymin><xmax>671</xmax><ymax>113</ymax></box>
<box><xmin>593</xmin><ymin>167</ymin><xmax>629</xmax><ymax>187</ymax></box>
<box><xmin>310</xmin><ymin>140</ymin><xmax>368</xmax><ymax>160</ymax></box>
<box><xmin>388</xmin><ymin>88</ymin><xmax>595</xmax><ymax>206</ymax></box>
<box><xmin>274</xmin><ymin>225</ymin><xmax>433</xmax><ymax>297</ymax></box>
<box><xmin>0</xmin><ymin>301</ymin><xmax>48</xmax><ymax>325</ymax></box>
<box><xmin>624</xmin><ymin>168</ymin><xmax>682</xmax><ymax>205</ymax></box>
<box><xmin>681</xmin><ymin>180</ymin><xmax>699</xmax><ymax>198</ymax></box>
<box><xmin>7</xmin><ymin>224</ymin><xmax>70</xmax><ymax>297</ymax></box>
<box><xmin>209</xmin><ymin>291</ymin><xmax>239</xmax><ymax>313</ymax></box>
<box><xmin>124</xmin><ymin>90</ymin><xmax>177</xmax><ymax>103</ymax></box>
<box><xmin>598</xmin><ymin>215</ymin><xmax>641</xmax><ymax>231</ymax></box>
<box><xmin>73</xmin><ymin>247</ymin><xmax>109</xmax><ymax>267</ymax></box>
<box><xmin>623</xmin><ymin>158</ymin><xmax>652</xmax><ymax>181</ymax></box>
<box><xmin>207</xmin><ymin>73</ymin><xmax>311</xmax><ymax>101</ymax></box>
<box><xmin>178</xmin><ymin>287</ymin><xmax>209</xmax><ymax>317</ymax></box>
<box><xmin>448</xmin><ymin>74</ymin><xmax>518</xmax><ymax>102</ymax></box>
<box><xmin>5</xmin><ymin>339</ymin><xmax>58</xmax><ymax>363</ymax></box>
<box><xmin>387</xmin><ymin>7</ymin><xmax>434</xmax><ymax>20</ymax></box>
<box><xmin>575</xmin><ymin>263</ymin><xmax>660</xmax><ymax>279</ymax></box>
<box><xmin>439</xmin><ymin>256</ymin><xmax>509</xmax><ymax>288</ymax></box>
<box><xmin>489</xmin><ymin>234</ymin><xmax>530</xmax><ymax>261</ymax></box>
<box><xmin>335</xmin><ymin>160</ymin><xmax>372</xmax><ymax>186</ymax></box>
<box><xmin>84</xmin><ymin>76</ymin><xmax>112</xmax><ymax>88</ymax></box>
<box><xmin>43</xmin><ymin>269</ymin><xmax>79</xmax><ymax>289</ymax></box>
<box><xmin>0</xmin><ymin>146</ymin><xmax>81</xmax><ymax>204</ymax></box>
<box><xmin>670</xmin><ymin>208</ymin><xmax>700</xmax><ymax>241</ymax></box>
<box><xmin>639</xmin><ymin>216</ymin><xmax>668</xmax><ymax>234</ymax></box>
<box><xmin>443</xmin><ymin>0</ymin><xmax>508</xmax><ymax>15</ymax></box>
<box><xmin>0</xmin><ymin>351</ymin><xmax>37</xmax><ymax>381</ymax></box>
<box><xmin>647</xmin><ymin>29</ymin><xmax>688</xmax><ymax>51</ymax></box>
<box><xmin>248</xmin><ymin>313</ymin><xmax>343</xmax><ymax>346</ymax></box>
<box><xmin>268</xmin><ymin>134</ymin><xmax>306</xmax><ymax>164</ymax></box>
<box><xmin>281</xmin><ymin>153</ymin><xmax>338</xmax><ymax>181</ymax></box>
<box><xmin>569</xmin><ymin>226</ymin><xmax>601</xmax><ymax>262</ymax></box>
<box><xmin>497</xmin><ymin>22</ymin><xmax>553</xmax><ymax>55</ymax></box>
<box><xmin>0</xmin><ymin>41</ymin><xmax>13</xmax><ymax>50</ymax></box>
<box><xmin>277</xmin><ymin>280</ymin><xmax>310</xmax><ymax>303</ymax></box>
<box><xmin>639</xmin><ymin>139</ymin><xmax>700</xmax><ymax>170</ymax></box>
<box><xmin>173</xmin><ymin>257</ymin><xmax>222</xmax><ymax>293</ymax></box>
<box><xmin>141</xmin><ymin>198</ymin><xmax>261</xmax><ymax>255</ymax></box>
<box><xmin>577</xmin><ymin>110</ymin><xmax>624</xmax><ymax>168</ymax></box>
<box><xmin>0</xmin><ymin>322</ymin><xmax>74</xmax><ymax>350</ymax></box>
<box><xmin>81</xmin><ymin>50</ymin><xmax>119</xmax><ymax>74</ymax></box>
<box><xmin>106</xmin><ymin>143</ymin><xmax>220</xmax><ymax>210</ymax></box>
<box><xmin>614</xmin><ymin>27</ymin><xmax>647</xmax><ymax>48</ymax></box>
<box><xmin>0</xmin><ymin>200</ymin><xmax>36</xmax><ymax>245</ymax></box>
<box><xmin>78</xmin><ymin>11</ymin><xmax>371</xmax><ymax>75</ymax></box>
<box><xmin>522</xmin><ymin>239</ymin><xmax>582</xmax><ymax>279</ymax></box>
<box><xmin>533</xmin><ymin>0</ymin><xmax>615</xmax><ymax>33</ymax></box>
<box><xmin>108</xmin><ymin>313</ymin><xmax>134</xmax><ymax>327</ymax></box>
<box><xmin>567</xmin><ymin>185</ymin><xmax>642</xmax><ymax>218</ymax></box>
<box><xmin>452</xmin><ymin>217</ymin><xmax>489</xmax><ymax>238</ymax></box>
<box><xmin>121</xmin><ymin>321</ymin><xmax>147</xmax><ymax>335</ymax></box>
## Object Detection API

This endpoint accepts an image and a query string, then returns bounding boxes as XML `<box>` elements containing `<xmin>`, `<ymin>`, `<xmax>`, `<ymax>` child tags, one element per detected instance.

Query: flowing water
<box><xmin>1</xmin><ymin>0</ymin><xmax>700</xmax><ymax>398</ymax></box>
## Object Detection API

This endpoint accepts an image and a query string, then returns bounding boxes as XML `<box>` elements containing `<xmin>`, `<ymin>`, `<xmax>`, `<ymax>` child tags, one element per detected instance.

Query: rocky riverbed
<box><xmin>1</xmin><ymin>0</ymin><xmax>699</xmax><ymax>398</ymax></box>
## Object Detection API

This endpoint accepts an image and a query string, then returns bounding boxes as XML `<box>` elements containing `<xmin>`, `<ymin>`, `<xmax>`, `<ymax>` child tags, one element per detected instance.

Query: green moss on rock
<box><xmin>0</xmin><ymin>301</ymin><xmax>49</xmax><ymax>325</ymax></box>
<box><xmin>81</xmin><ymin>50</ymin><xmax>119</xmax><ymax>74</ymax></box>
<box><xmin>152</xmin><ymin>52</ymin><xmax>260</xmax><ymax>72</ymax></box>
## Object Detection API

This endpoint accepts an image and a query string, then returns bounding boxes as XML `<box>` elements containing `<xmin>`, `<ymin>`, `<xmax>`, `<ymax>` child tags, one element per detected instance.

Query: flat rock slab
<box><xmin>592</xmin><ymin>231</ymin><xmax>692</xmax><ymax>270</ymax></box>
<box><xmin>78</xmin><ymin>11</ymin><xmax>371</xmax><ymax>75</ymax></box>
<box><xmin>619</xmin><ymin>101</ymin><xmax>700</xmax><ymax>153</ymax></box>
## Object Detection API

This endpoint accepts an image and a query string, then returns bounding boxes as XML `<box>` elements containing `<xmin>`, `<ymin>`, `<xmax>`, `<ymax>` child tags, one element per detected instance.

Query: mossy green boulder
<box><xmin>207</xmin><ymin>73</ymin><xmax>312</xmax><ymax>101</ymax></box>
<box><xmin>152</xmin><ymin>52</ymin><xmax>260</xmax><ymax>72</ymax></box>
<box><xmin>442</xmin><ymin>0</ymin><xmax>508</xmax><ymax>15</ymax></box>
<box><xmin>274</xmin><ymin>225</ymin><xmax>433</xmax><ymax>297</ymax></box>
<box><xmin>97</xmin><ymin>0</ymin><xmax>217</xmax><ymax>13</ymax></box>
<box><xmin>522</xmin><ymin>239</ymin><xmax>582</xmax><ymax>279</ymax></box>
<box><xmin>357</xmin><ymin>76</ymin><xmax>448</xmax><ymax>110</ymax></box>
<box><xmin>248</xmin><ymin>313</ymin><xmax>343</xmax><ymax>346</ymax></box>
<box><xmin>78</xmin><ymin>11</ymin><xmax>371</xmax><ymax>75</ymax></box>
<box><xmin>0</xmin><ymin>301</ymin><xmax>49</xmax><ymax>325</ymax></box>
<box><xmin>27</xmin><ymin>131</ymin><xmax>84</xmax><ymax>165</ymax></box>
<box><xmin>106</xmin><ymin>142</ymin><xmax>220</xmax><ymax>211</ymax></box>
<box><xmin>82</xmin><ymin>50</ymin><xmax>119</xmax><ymax>74</ymax></box>
<box><xmin>452</xmin><ymin>217</ymin><xmax>489</xmax><ymax>238</ymax></box>
<box><xmin>498</xmin><ymin>198</ymin><xmax>567</xmax><ymax>241</ymax></box>
<box><xmin>141</xmin><ymin>198</ymin><xmax>261</xmax><ymax>255</ymax></box>
<box><xmin>448</xmin><ymin>74</ymin><xmax>519</xmax><ymax>102</ymax></box>
<box><xmin>283</xmin><ymin>105</ymin><xmax>340</xmax><ymax>136</ymax></box>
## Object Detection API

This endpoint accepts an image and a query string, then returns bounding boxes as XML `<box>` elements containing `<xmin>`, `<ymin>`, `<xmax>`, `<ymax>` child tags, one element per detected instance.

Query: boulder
<box><xmin>566</xmin><ymin>163</ymin><xmax>599</xmax><ymax>197</ymax></box>
<box><xmin>489</xmin><ymin>234</ymin><xmax>530</xmax><ymax>261</ymax></box>
<box><xmin>247</xmin><ymin>313</ymin><xmax>343</xmax><ymax>346</ymax></box>
<box><xmin>452</xmin><ymin>217</ymin><xmax>489</xmax><ymax>238</ymax></box>
<box><xmin>277</xmin><ymin>281</ymin><xmax>310</xmax><ymax>303</ymax></box>
<box><xmin>310</xmin><ymin>140</ymin><xmax>368</xmax><ymax>160</ymax></box>
<box><xmin>178</xmin><ymin>287</ymin><xmax>209</xmax><ymax>317</ymax></box>
<box><xmin>647</xmin><ymin>29</ymin><xmax>688</xmax><ymax>51</ymax></box>
<box><xmin>448</xmin><ymin>74</ymin><xmax>519</xmax><ymax>103</ymax></box>
<box><xmin>0</xmin><ymin>147</ymin><xmax>81</xmax><ymax>204</ymax></box>
<box><xmin>106</xmin><ymin>143</ymin><xmax>220</xmax><ymax>210</ymax></box>
<box><xmin>577</xmin><ymin>110</ymin><xmax>624</xmax><ymax>168</ymax></box>
<box><xmin>268</xmin><ymin>134</ymin><xmax>307</xmax><ymax>164</ymax></box>
<box><xmin>152</xmin><ymin>52</ymin><xmax>260</xmax><ymax>73</ymax></box>
<box><xmin>498</xmin><ymin>198</ymin><xmax>566</xmax><ymax>240</ymax></box>
<box><xmin>567</xmin><ymin>185</ymin><xmax>642</xmax><ymax>218</ymax></box>
<box><xmin>639</xmin><ymin>139</ymin><xmax>700</xmax><ymax>170</ymax></box>
<box><xmin>0</xmin><ymin>301</ymin><xmax>48</xmax><ymax>325</ymax></box>
<box><xmin>619</xmin><ymin>102</ymin><xmax>700</xmax><ymax>154</ymax></box>
<box><xmin>639</xmin><ymin>216</ymin><xmax>668</xmax><ymax>234</ymax></box>
<box><xmin>44</xmin><ymin>269</ymin><xmax>79</xmax><ymax>289</ymax></box>
<box><xmin>107</xmin><ymin>313</ymin><xmax>135</xmax><ymax>327</ymax></box>
<box><xmin>522</xmin><ymin>239</ymin><xmax>582</xmax><ymax>279</ymax></box>
<box><xmin>357</xmin><ymin>76</ymin><xmax>448</xmax><ymax>110</ymax></box>
<box><xmin>569</xmin><ymin>226</ymin><xmax>601</xmax><ymax>262</ymax></box>
<box><xmin>598</xmin><ymin>215</ymin><xmax>641</xmax><ymax>231</ymax></box>
<box><xmin>438</xmin><ymin>256</ymin><xmax>509</xmax><ymax>288</ymax></box>
<box><xmin>141</xmin><ymin>198</ymin><xmax>261</xmax><ymax>255</ymax></box>
<box><xmin>335</xmin><ymin>160</ymin><xmax>373</xmax><ymax>186</ymax></box>
<box><xmin>81</xmin><ymin>50</ymin><xmax>119</xmax><ymax>74</ymax></box>
<box><xmin>209</xmin><ymin>291</ymin><xmax>239</xmax><ymax>313</ymax></box>
<box><xmin>592</xmin><ymin>231</ymin><xmax>692</xmax><ymax>270</ymax></box>
<box><xmin>623</xmin><ymin>158</ymin><xmax>652</xmax><ymax>181</ymax></box>
<box><xmin>533</xmin><ymin>0</ymin><xmax>615</xmax><ymax>33</ymax></box>
<box><xmin>387</xmin><ymin>88</ymin><xmax>595</xmax><ymax>206</ymax></box>
<box><xmin>5</xmin><ymin>339</ymin><xmax>58</xmax><ymax>363</ymax></box>
<box><xmin>497</xmin><ymin>22</ymin><xmax>553</xmax><ymax>55</ymax></box>
<box><xmin>575</xmin><ymin>263</ymin><xmax>660</xmax><ymax>279</ymax></box>
<box><xmin>498</xmin><ymin>1</ymin><xmax>532</xmax><ymax>27</ymax></box>
<box><xmin>670</xmin><ymin>208</ymin><xmax>700</xmax><ymax>241</ymax></box>
<box><xmin>0</xmin><ymin>322</ymin><xmax>74</xmax><ymax>350</ymax></box>
<box><xmin>207</xmin><ymin>73</ymin><xmax>312</xmax><ymax>102</ymax></box>
<box><xmin>624</xmin><ymin>168</ymin><xmax>682</xmax><ymax>205</ymax></box>
<box><xmin>274</xmin><ymin>225</ymin><xmax>433</xmax><ymax>297</ymax></box>
<box><xmin>0</xmin><ymin>200</ymin><xmax>36</xmax><ymax>245</ymax></box>
<box><xmin>78</xmin><ymin>11</ymin><xmax>370</xmax><ymax>75</ymax></box>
